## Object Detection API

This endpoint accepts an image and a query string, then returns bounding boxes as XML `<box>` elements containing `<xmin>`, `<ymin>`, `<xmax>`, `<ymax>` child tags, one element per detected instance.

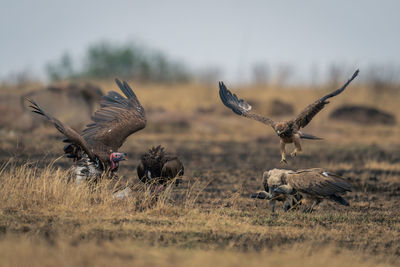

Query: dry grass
<box><xmin>0</xmin><ymin>237</ymin><xmax>395</xmax><ymax>267</ymax></box>
<box><xmin>0</xmin><ymin>80</ymin><xmax>399</xmax><ymax>265</ymax></box>
<box><xmin>364</xmin><ymin>160</ymin><xmax>400</xmax><ymax>172</ymax></box>
<box><xmin>0</xmin><ymin>163</ymin><xmax>399</xmax><ymax>266</ymax></box>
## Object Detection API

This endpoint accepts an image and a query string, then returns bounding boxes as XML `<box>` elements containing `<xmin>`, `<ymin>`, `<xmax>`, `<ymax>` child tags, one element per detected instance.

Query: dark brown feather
<box><xmin>27</xmin><ymin>98</ymin><xmax>97</xmax><ymax>161</ymax></box>
<box><xmin>137</xmin><ymin>146</ymin><xmax>184</xmax><ymax>185</ymax></box>
<box><xmin>291</xmin><ymin>70</ymin><xmax>359</xmax><ymax>130</ymax></box>
<box><xmin>219</xmin><ymin>81</ymin><xmax>275</xmax><ymax>127</ymax></box>
<box><xmin>28</xmin><ymin>79</ymin><xmax>146</xmax><ymax>167</ymax></box>
<box><xmin>82</xmin><ymin>79</ymin><xmax>146</xmax><ymax>162</ymax></box>
<box><xmin>286</xmin><ymin>168</ymin><xmax>352</xmax><ymax>197</ymax></box>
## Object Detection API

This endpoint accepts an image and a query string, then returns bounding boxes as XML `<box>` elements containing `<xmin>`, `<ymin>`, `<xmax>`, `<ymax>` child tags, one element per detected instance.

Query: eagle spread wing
<box><xmin>27</xmin><ymin>98</ymin><xmax>97</xmax><ymax>161</ymax></box>
<box><xmin>219</xmin><ymin>81</ymin><xmax>275</xmax><ymax>127</ymax></box>
<box><xmin>82</xmin><ymin>79</ymin><xmax>146</xmax><ymax>159</ymax></box>
<box><xmin>286</xmin><ymin>168</ymin><xmax>352</xmax><ymax>196</ymax></box>
<box><xmin>291</xmin><ymin>69</ymin><xmax>359</xmax><ymax>130</ymax></box>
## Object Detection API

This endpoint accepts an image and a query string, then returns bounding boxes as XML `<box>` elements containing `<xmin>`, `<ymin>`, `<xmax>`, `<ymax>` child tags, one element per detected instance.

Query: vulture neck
<box><xmin>110</xmin><ymin>154</ymin><xmax>118</xmax><ymax>171</ymax></box>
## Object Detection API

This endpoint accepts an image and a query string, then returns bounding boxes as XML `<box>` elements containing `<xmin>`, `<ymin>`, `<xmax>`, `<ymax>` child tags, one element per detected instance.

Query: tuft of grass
<box><xmin>0</xmin><ymin>162</ymin><xmax>399</xmax><ymax>266</ymax></box>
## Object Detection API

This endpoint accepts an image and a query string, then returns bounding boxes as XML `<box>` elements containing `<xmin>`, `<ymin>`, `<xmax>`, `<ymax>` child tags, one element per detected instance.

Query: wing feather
<box><xmin>27</xmin><ymin>98</ymin><xmax>96</xmax><ymax>161</ymax></box>
<box><xmin>286</xmin><ymin>168</ymin><xmax>351</xmax><ymax>196</ymax></box>
<box><xmin>218</xmin><ymin>81</ymin><xmax>275</xmax><ymax>127</ymax></box>
<box><xmin>291</xmin><ymin>69</ymin><xmax>359</xmax><ymax>130</ymax></box>
<box><xmin>82</xmin><ymin>79</ymin><xmax>146</xmax><ymax>157</ymax></box>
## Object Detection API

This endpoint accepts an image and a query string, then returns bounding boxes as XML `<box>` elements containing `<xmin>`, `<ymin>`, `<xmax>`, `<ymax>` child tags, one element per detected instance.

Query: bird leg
<box><xmin>269</xmin><ymin>199</ymin><xmax>276</xmax><ymax>212</ymax></box>
<box><xmin>302</xmin><ymin>199</ymin><xmax>320</xmax><ymax>213</ymax></box>
<box><xmin>280</xmin><ymin>140</ymin><xmax>287</xmax><ymax>163</ymax></box>
<box><xmin>287</xmin><ymin>197</ymin><xmax>302</xmax><ymax>212</ymax></box>
<box><xmin>291</xmin><ymin>134</ymin><xmax>302</xmax><ymax>158</ymax></box>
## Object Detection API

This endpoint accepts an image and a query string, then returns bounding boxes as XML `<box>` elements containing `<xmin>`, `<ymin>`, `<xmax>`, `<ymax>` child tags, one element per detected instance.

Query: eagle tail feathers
<box><xmin>299</xmin><ymin>132</ymin><xmax>323</xmax><ymax>140</ymax></box>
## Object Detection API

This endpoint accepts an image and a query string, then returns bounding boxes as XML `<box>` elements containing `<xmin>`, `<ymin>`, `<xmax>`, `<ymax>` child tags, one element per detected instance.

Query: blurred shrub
<box><xmin>46</xmin><ymin>53</ymin><xmax>75</xmax><ymax>82</ymax></box>
<box><xmin>46</xmin><ymin>42</ymin><xmax>192</xmax><ymax>83</ymax></box>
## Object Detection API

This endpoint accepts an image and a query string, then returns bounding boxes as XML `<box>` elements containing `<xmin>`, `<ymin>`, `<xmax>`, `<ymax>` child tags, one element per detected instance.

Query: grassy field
<box><xmin>0</xmin><ymin>80</ymin><xmax>399</xmax><ymax>266</ymax></box>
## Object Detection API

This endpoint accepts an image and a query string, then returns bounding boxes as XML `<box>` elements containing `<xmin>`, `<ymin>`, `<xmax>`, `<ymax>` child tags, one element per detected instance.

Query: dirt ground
<box><xmin>0</xmin><ymin>81</ymin><xmax>399</xmax><ymax>266</ymax></box>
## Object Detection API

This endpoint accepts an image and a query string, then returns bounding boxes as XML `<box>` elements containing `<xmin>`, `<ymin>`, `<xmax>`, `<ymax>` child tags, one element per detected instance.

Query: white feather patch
<box><xmin>322</xmin><ymin>172</ymin><xmax>329</xmax><ymax>177</ymax></box>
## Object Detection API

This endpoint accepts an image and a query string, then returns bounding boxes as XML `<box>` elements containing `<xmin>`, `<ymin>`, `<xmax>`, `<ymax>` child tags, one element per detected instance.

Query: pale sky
<box><xmin>1</xmin><ymin>0</ymin><xmax>399</xmax><ymax>83</ymax></box>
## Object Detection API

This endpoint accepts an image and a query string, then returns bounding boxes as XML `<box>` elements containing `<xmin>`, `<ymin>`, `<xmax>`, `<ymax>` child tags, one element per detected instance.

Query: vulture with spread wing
<box><xmin>261</xmin><ymin>168</ymin><xmax>351</xmax><ymax>212</ymax></box>
<box><xmin>28</xmin><ymin>79</ymin><xmax>146</xmax><ymax>182</ymax></box>
<box><xmin>137</xmin><ymin>145</ymin><xmax>184</xmax><ymax>191</ymax></box>
<box><xmin>219</xmin><ymin>69</ymin><xmax>359</xmax><ymax>163</ymax></box>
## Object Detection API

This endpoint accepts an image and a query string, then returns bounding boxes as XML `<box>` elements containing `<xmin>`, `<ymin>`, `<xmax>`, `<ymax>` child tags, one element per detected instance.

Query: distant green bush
<box><xmin>46</xmin><ymin>41</ymin><xmax>192</xmax><ymax>83</ymax></box>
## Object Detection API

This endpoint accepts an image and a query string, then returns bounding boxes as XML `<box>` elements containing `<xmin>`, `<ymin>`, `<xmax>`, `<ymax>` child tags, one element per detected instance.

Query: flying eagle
<box><xmin>219</xmin><ymin>70</ymin><xmax>359</xmax><ymax>163</ymax></box>
<box><xmin>262</xmin><ymin>168</ymin><xmax>352</xmax><ymax>212</ymax></box>
<box><xmin>28</xmin><ymin>79</ymin><xmax>146</xmax><ymax>182</ymax></box>
<box><xmin>137</xmin><ymin>145</ymin><xmax>184</xmax><ymax>191</ymax></box>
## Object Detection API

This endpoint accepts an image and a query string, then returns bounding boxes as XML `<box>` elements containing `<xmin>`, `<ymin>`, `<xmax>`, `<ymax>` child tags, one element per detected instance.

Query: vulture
<box><xmin>137</xmin><ymin>145</ymin><xmax>184</xmax><ymax>191</ymax></box>
<box><xmin>251</xmin><ymin>170</ymin><xmax>302</xmax><ymax>212</ymax></box>
<box><xmin>27</xmin><ymin>79</ymin><xmax>146</xmax><ymax>182</ymax></box>
<box><xmin>261</xmin><ymin>168</ymin><xmax>352</xmax><ymax>212</ymax></box>
<box><xmin>219</xmin><ymin>69</ymin><xmax>359</xmax><ymax>163</ymax></box>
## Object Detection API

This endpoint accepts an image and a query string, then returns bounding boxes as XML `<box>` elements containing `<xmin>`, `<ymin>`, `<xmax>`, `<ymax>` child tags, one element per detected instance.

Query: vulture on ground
<box><xmin>137</xmin><ymin>145</ymin><xmax>184</xmax><ymax>190</ymax></box>
<box><xmin>251</xmin><ymin>170</ymin><xmax>303</xmax><ymax>212</ymax></box>
<box><xmin>256</xmin><ymin>168</ymin><xmax>352</xmax><ymax>212</ymax></box>
<box><xmin>28</xmin><ymin>79</ymin><xmax>146</xmax><ymax>182</ymax></box>
<box><xmin>219</xmin><ymin>69</ymin><xmax>359</xmax><ymax>163</ymax></box>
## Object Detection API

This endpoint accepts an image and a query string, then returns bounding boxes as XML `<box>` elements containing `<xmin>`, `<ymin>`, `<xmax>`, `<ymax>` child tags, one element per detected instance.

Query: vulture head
<box><xmin>262</xmin><ymin>169</ymin><xmax>294</xmax><ymax>196</ymax></box>
<box><xmin>110</xmin><ymin>152</ymin><xmax>126</xmax><ymax>171</ymax></box>
<box><xmin>252</xmin><ymin>169</ymin><xmax>302</xmax><ymax>212</ymax></box>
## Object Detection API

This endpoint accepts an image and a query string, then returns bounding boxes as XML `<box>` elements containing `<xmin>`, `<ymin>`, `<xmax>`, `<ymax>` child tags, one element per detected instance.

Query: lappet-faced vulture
<box><xmin>27</xmin><ymin>79</ymin><xmax>146</xmax><ymax>182</ymax></box>
<box><xmin>219</xmin><ymin>70</ymin><xmax>359</xmax><ymax>163</ymax></box>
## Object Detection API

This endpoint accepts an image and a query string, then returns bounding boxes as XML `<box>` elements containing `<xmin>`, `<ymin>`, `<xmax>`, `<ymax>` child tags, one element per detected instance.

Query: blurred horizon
<box><xmin>1</xmin><ymin>0</ymin><xmax>400</xmax><ymax>85</ymax></box>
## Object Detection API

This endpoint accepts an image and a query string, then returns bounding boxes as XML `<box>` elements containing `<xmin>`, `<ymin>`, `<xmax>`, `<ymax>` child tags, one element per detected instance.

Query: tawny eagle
<box><xmin>219</xmin><ymin>69</ymin><xmax>359</xmax><ymax>163</ymax></box>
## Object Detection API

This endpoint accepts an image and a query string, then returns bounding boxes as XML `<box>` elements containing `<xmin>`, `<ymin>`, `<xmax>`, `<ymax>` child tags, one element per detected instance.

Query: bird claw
<box><xmin>280</xmin><ymin>158</ymin><xmax>287</xmax><ymax>164</ymax></box>
<box><xmin>290</xmin><ymin>151</ymin><xmax>297</xmax><ymax>158</ymax></box>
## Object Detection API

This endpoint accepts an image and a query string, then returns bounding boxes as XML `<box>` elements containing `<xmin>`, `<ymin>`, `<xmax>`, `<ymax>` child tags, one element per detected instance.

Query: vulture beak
<box><xmin>119</xmin><ymin>153</ymin><xmax>127</xmax><ymax>161</ymax></box>
<box><xmin>112</xmin><ymin>152</ymin><xmax>127</xmax><ymax>162</ymax></box>
<box><xmin>251</xmin><ymin>191</ymin><xmax>272</xmax><ymax>199</ymax></box>
<box><xmin>273</xmin><ymin>187</ymin><xmax>285</xmax><ymax>194</ymax></box>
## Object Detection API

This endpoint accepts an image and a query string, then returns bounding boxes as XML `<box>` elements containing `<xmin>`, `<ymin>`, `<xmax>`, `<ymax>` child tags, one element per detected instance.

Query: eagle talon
<box><xmin>280</xmin><ymin>158</ymin><xmax>287</xmax><ymax>164</ymax></box>
<box><xmin>290</xmin><ymin>151</ymin><xmax>297</xmax><ymax>158</ymax></box>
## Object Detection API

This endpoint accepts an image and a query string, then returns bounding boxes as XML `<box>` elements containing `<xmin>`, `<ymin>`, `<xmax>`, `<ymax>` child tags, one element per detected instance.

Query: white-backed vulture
<box><xmin>257</xmin><ymin>168</ymin><xmax>352</xmax><ymax>212</ymax></box>
<box><xmin>251</xmin><ymin>170</ymin><xmax>302</xmax><ymax>212</ymax></box>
